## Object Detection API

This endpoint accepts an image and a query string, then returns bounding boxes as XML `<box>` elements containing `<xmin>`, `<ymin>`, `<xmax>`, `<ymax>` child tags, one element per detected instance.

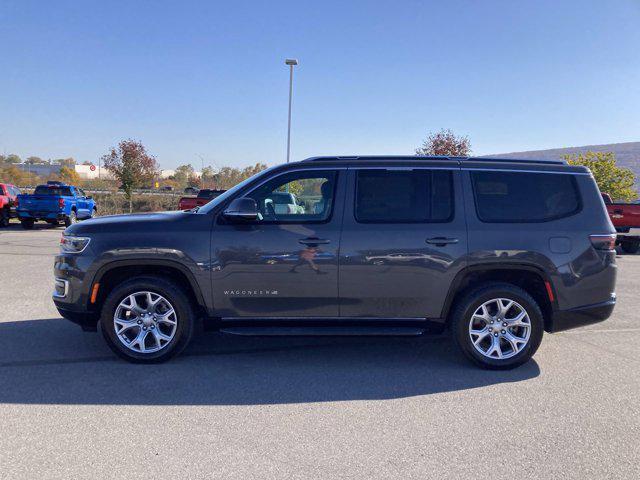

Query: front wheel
<box><xmin>451</xmin><ymin>283</ymin><xmax>544</xmax><ymax>370</ymax></box>
<box><xmin>100</xmin><ymin>276</ymin><xmax>195</xmax><ymax>363</ymax></box>
<box><xmin>64</xmin><ymin>210</ymin><xmax>77</xmax><ymax>227</ymax></box>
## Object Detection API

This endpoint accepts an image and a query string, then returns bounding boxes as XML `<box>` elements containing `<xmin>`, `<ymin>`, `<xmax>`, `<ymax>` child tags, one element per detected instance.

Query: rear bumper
<box><xmin>18</xmin><ymin>211</ymin><xmax>66</xmax><ymax>221</ymax></box>
<box><xmin>549</xmin><ymin>296</ymin><xmax>616</xmax><ymax>333</ymax></box>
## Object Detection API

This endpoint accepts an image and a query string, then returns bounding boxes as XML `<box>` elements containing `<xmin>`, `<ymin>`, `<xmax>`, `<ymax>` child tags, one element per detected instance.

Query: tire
<box><xmin>20</xmin><ymin>219</ymin><xmax>34</xmax><ymax>230</ymax></box>
<box><xmin>0</xmin><ymin>208</ymin><xmax>9</xmax><ymax>227</ymax></box>
<box><xmin>621</xmin><ymin>240</ymin><xmax>640</xmax><ymax>254</ymax></box>
<box><xmin>451</xmin><ymin>282</ymin><xmax>544</xmax><ymax>370</ymax></box>
<box><xmin>46</xmin><ymin>220</ymin><xmax>60</xmax><ymax>227</ymax></box>
<box><xmin>64</xmin><ymin>210</ymin><xmax>77</xmax><ymax>227</ymax></box>
<box><xmin>90</xmin><ymin>207</ymin><xmax>97</xmax><ymax>218</ymax></box>
<box><xmin>99</xmin><ymin>276</ymin><xmax>195</xmax><ymax>363</ymax></box>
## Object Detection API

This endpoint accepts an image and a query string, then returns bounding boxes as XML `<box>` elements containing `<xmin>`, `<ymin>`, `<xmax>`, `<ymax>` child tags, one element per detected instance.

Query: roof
<box><xmin>302</xmin><ymin>155</ymin><xmax>566</xmax><ymax>165</ymax></box>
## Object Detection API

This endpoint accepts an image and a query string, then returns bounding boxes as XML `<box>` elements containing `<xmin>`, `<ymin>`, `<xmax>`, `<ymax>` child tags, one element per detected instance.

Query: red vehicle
<box><xmin>178</xmin><ymin>189</ymin><xmax>225</xmax><ymax>210</ymax></box>
<box><xmin>602</xmin><ymin>192</ymin><xmax>640</xmax><ymax>253</ymax></box>
<box><xmin>0</xmin><ymin>183</ymin><xmax>21</xmax><ymax>227</ymax></box>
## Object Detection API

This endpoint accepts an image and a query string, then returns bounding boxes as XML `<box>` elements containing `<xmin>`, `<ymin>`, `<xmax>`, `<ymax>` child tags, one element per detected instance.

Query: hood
<box><xmin>65</xmin><ymin>210</ymin><xmax>189</xmax><ymax>235</ymax></box>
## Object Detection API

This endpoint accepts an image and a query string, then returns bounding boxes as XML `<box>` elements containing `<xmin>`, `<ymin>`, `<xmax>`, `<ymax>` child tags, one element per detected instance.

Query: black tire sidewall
<box><xmin>0</xmin><ymin>209</ymin><xmax>8</xmax><ymax>227</ymax></box>
<box><xmin>21</xmin><ymin>219</ymin><xmax>34</xmax><ymax>229</ymax></box>
<box><xmin>100</xmin><ymin>276</ymin><xmax>194</xmax><ymax>363</ymax></box>
<box><xmin>453</xmin><ymin>284</ymin><xmax>544</xmax><ymax>369</ymax></box>
<box><xmin>621</xmin><ymin>241</ymin><xmax>640</xmax><ymax>254</ymax></box>
<box><xmin>65</xmin><ymin>211</ymin><xmax>77</xmax><ymax>227</ymax></box>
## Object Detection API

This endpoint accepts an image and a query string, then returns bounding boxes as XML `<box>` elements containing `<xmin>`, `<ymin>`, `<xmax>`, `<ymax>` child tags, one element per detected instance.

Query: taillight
<box><xmin>58</xmin><ymin>198</ymin><xmax>65</xmax><ymax>209</ymax></box>
<box><xmin>590</xmin><ymin>234</ymin><xmax>617</xmax><ymax>251</ymax></box>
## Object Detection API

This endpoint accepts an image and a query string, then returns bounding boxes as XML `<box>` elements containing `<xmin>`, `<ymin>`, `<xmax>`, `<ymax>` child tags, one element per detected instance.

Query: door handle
<box><xmin>426</xmin><ymin>237</ymin><xmax>459</xmax><ymax>246</ymax></box>
<box><xmin>299</xmin><ymin>237</ymin><xmax>330</xmax><ymax>245</ymax></box>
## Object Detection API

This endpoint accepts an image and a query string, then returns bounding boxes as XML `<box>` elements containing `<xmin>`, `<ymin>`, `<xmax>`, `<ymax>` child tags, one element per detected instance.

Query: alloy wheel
<box><xmin>113</xmin><ymin>291</ymin><xmax>178</xmax><ymax>353</ymax></box>
<box><xmin>468</xmin><ymin>298</ymin><xmax>531</xmax><ymax>360</ymax></box>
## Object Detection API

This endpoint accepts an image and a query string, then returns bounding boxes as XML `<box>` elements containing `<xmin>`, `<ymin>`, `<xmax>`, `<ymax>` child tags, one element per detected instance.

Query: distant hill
<box><xmin>486</xmin><ymin>141</ymin><xmax>640</xmax><ymax>177</ymax></box>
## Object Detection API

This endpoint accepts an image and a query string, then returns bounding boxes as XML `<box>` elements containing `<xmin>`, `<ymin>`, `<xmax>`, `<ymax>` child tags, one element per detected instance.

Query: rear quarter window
<box><xmin>471</xmin><ymin>171</ymin><xmax>582</xmax><ymax>223</ymax></box>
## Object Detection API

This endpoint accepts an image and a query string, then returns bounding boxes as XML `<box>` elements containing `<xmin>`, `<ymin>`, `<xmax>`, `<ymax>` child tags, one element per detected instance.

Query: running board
<box><xmin>219</xmin><ymin>326</ymin><xmax>426</xmax><ymax>336</ymax></box>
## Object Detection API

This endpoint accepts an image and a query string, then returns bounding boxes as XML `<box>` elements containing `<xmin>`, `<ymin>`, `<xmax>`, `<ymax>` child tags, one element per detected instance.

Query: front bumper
<box><xmin>549</xmin><ymin>296</ymin><xmax>616</xmax><ymax>333</ymax></box>
<box><xmin>55</xmin><ymin>305</ymin><xmax>99</xmax><ymax>331</ymax></box>
<box><xmin>53</xmin><ymin>252</ymin><xmax>99</xmax><ymax>331</ymax></box>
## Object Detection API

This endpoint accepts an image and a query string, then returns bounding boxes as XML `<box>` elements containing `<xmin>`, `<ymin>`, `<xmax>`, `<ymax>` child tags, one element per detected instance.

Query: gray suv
<box><xmin>53</xmin><ymin>156</ymin><xmax>617</xmax><ymax>369</ymax></box>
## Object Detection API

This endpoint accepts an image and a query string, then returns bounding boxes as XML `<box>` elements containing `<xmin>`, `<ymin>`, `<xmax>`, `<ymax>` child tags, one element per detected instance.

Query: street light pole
<box><xmin>285</xmin><ymin>58</ymin><xmax>298</xmax><ymax>163</ymax></box>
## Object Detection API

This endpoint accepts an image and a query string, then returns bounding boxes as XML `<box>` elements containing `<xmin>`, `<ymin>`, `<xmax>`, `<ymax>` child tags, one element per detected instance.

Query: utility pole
<box><xmin>285</xmin><ymin>58</ymin><xmax>299</xmax><ymax>163</ymax></box>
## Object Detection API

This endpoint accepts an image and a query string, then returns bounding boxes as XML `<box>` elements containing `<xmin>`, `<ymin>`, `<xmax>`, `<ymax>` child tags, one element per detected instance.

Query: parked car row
<box><xmin>0</xmin><ymin>181</ymin><xmax>98</xmax><ymax>229</ymax></box>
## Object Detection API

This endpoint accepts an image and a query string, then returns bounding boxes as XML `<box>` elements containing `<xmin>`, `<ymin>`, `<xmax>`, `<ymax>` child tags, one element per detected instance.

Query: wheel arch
<box><xmin>442</xmin><ymin>264</ymin><xmax>556</xmax><ymax>332</ymax></box>
<box><xmin>90</xmin><ymin>260</ymin><xmax>207</xmax><ymax>317</ymax></box>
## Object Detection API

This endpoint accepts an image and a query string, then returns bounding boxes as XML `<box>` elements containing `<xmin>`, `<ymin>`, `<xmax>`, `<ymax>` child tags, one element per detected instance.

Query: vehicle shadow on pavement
<box><xmin>0</xmin><ymin>318</ymin><xmax>540</xmax><ymax>405</ymax></box>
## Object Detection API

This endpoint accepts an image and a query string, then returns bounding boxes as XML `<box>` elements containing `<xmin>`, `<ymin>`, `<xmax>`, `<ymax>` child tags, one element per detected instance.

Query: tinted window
<box><xmin>247</xmin><ymin>170</ymin><xmax>337</xmax><ymax>223</ymax></box>
<box><xmin>34</xmin><ymin>186</ymin><xmax>72</xmax><ymax>196</ymax></box>
<box><xmin>471</xmin><ymin>171</ymin><xmax>581</xmax><ymax>222</ymax></box>
<box><xmin>355</xmin><ymin>170</ymin><xmax>454</xmax><ymax>223</ymax></box>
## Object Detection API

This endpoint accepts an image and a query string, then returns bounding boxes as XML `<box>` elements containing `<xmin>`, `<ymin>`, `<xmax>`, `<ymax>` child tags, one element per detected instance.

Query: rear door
<box><xmin>339</xmin><ymin>165</ymin><xmax>468</xmax><ymax>319</ymax></box>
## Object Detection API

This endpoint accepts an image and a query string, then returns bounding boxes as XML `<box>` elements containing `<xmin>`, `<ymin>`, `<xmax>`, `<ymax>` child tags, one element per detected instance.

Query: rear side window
<box><xmin>471</xmin><ymin>171</ymin><xmax>581</xmax><ymax>223</ymax></box>
<box><xmin>355</xmin><ymin>169</ymin><xmax>454</xmax><ymax>223</ymax></box>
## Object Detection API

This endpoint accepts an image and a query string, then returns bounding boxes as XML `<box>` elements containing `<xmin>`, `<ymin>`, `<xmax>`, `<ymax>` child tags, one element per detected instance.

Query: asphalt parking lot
<box><xmin>0</xmin><ymin>224</ymin><xmax>638</xmax><ymax>480</ymax></box>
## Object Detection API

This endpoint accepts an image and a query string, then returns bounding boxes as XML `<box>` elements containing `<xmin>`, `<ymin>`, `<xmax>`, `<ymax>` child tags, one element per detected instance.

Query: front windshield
<box><xmin>197</xmin><ymin>165</ymin><xmax>280</xmax><ymax>214</ymax></box>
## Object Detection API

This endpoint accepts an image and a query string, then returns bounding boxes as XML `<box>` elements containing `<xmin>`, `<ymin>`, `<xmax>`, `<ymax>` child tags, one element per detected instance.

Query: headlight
<box><xmin>60</xmin><ymin>235</ymin><xmax>91</xmax><ymax>253</ymax></box>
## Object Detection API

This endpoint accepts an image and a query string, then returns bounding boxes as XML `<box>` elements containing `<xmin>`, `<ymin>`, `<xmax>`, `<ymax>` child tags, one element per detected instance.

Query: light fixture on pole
<box><xmin>285</xmin><ymin>58</ymin><xmax>298</xmax><ymax>163</ymax></box>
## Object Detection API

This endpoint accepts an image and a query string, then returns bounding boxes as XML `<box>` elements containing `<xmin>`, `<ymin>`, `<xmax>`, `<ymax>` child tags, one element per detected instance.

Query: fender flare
<box><xmin>440</xmin><ymin>263</ymin><xmax>556</xmax><ymax>320</ymax></box>
<box><xmin>91</xmin><ymin>258</ymin><xmax>207</xmax><ymax>309</ymax></box>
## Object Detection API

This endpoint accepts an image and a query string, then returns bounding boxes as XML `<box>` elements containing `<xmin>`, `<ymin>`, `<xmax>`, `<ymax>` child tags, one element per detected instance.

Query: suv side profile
<box><xmin>53</xmin><ymin>156</ymin><xmax>617</xmax><ymax>369</ymax></box>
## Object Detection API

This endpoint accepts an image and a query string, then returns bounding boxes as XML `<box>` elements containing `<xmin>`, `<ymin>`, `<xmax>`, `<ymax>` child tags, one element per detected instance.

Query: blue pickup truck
<box><xmin>16</xmin><ymin>181</ymin><xmax>97</xmax><ymax>229</ymax></box>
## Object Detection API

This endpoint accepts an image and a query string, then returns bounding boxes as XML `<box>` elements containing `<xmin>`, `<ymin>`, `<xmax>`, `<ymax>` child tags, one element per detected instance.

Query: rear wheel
<box><xmin>451</xmin><ymin>283</ymin><xmax>544</xmax><ymax>370</ymax></box>
<box><xmin>100</xmin><ymin>276</ymin><xmax>195</xmax><ymax>363</ymax></box>
<box><xmin>20</xmin><ymin>219</ymin><xmax>34</xmax><ymax>230</ymax></box>
<box><xmin>0</xmin><ymin>208</ymin><xmax>9</xmax><ymax>227</ymax></box>
<box><xmin>621</xmin><ymin>240</ymin><xmax>640</xmax><ymax>254</ymax></box>
<box><xmin>64</xmin><ymin>210</ymin><xmax>77</xmax><ymax>227</ymax></box>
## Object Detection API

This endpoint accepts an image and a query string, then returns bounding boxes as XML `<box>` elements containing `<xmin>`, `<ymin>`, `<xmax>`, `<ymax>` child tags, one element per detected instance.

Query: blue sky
<box><xmin>1</xmin><ymin>0</ymin><xmax>639</xmax><ymax>170</ymax></box>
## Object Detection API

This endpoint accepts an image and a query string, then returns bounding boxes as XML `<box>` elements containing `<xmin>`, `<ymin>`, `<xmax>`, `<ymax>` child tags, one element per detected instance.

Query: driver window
<box><xmin>247</xmin><ymin>170</ymin><xmax>337</xmax><ymax>223</ymax></box>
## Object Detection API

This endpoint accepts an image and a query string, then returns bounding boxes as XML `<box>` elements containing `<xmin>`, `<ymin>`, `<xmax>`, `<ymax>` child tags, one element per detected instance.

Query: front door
<box><xmin>339</xmin><ymin>167</ymin><xmax>468</xmax><ymax>319</ymax></box>
<box><xmin>211</xmin><ymin>168</ymin><xmax>345</xmax><ymax>318</ymax></box>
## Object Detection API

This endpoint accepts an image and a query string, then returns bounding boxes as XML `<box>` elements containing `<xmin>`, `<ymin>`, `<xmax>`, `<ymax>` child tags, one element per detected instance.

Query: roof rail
<box><xmin>301</xmin><ymin>155</ymin><xmax>567</xmax><ymax>165</ymax></box>
<box><xmin>302</xmin><ymin>155</ymin><xmax>453</xmax><ymax>162</ymax></box>
<box><xmin>469</xmin><ymin>156</ymin><xmax>567</xmax><ymax>165</ymax></box>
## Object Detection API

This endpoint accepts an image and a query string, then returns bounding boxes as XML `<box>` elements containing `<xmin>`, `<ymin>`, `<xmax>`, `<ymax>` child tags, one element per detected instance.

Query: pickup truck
<box><xmin>178</xmin><ymin>189</ymin><xmax>225</xmax><ymax>210</ymax></box>
<box><xmin>16</xmin><ymin>181</ymin><xmax>97</xmax><ymax>229</ymax></box>
<box><xmin>602</xmin><ymin>193</ymin><xmax>640</xmax><ymax>253</ymax></box>
<box><xmin>0</xmin><ymin>183</ymin><xmax>21</xmax><ymax>227</ymax></box>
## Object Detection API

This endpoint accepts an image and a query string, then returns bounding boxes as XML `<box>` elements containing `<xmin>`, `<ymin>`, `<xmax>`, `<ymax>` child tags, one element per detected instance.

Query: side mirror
<box><xmin>223</xmin><ymin>197</ymin><xmax>258</xmax><ymax>221</ymax></box>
